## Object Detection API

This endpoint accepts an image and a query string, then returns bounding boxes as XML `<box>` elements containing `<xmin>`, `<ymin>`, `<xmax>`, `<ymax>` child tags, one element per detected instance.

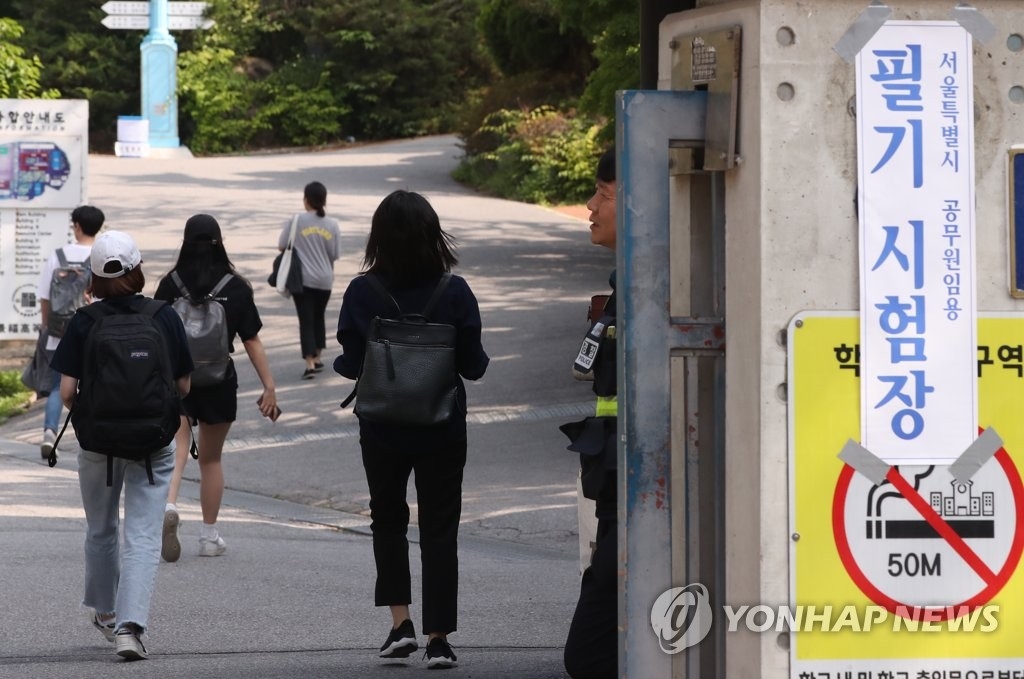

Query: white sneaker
<box><xmin>91</xmin><ymin>613</ymin><xmax>116</xmax><ymax>643</ymax></box>
<box><xmin>40</xmin><ymin>429</ymin><xmax>56</xmax><ymax>460</ymax></box>
<box><xmin>114</xmin><ymin>624</ymin><xmax>148</xmax><ymax>660</ymax></box>
<box><xmin>198</xmin><ymin>535</ymin><xmax>226</xmax><ymax>557</ymax></box>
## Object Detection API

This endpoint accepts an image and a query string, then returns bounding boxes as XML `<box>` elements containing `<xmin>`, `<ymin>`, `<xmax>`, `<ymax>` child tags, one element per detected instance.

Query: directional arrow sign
<box><xmin>168</xmin><ymin>1</ymin><xmax>208</xmax><ymax>15</ymax></box>
<box><xmin>101</xmin><ymin>15</ymin><xmax>149</xmax><ymax>29</ymax></box>
<box><xmin>167</xmin><ymin>15</ymin><xmax>213</xmax><ymax>29</ymax></box>
<box><xmin>101</xmin><ymin>14</ymin><xmax>214</xmax><ymax>30</ymax></box>
<box><xmin>102</xmin><ymin>1</ymin><xmax>149</xmax><ymax>14</ymax></box>
<box><xmin>102</xmin><ymin>1</ymin><xmax>209</xmax><ymax>16</ymax></box>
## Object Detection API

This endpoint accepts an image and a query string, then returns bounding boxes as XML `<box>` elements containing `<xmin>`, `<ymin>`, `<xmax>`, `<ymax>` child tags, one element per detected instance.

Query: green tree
<box><xmin>477</xmin><ymin>0</ymin><xmax>591</xmax><ymax>77</ymax></box>
<box><xmin>0</xmin><ymin>18</ymin><xmax>59</xmax><ymax>99</ymax></box>
<box><xmin>552</xmin><ymin>0</ymin><xmax>639</xmax><ymax>124</ymax></box>
<box><xmin>300</xmin><ymin>0</ymin><xmax>494</xmax><ymax>139</ymax></box>
<box><xmin>9</xmin><ymin>0</ymin><xmax>140</xmax><ymax>151</ymax></box>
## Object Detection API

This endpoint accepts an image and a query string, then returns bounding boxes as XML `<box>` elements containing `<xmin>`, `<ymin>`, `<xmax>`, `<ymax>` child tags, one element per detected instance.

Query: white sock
<box><xmin>165</xmin><ymin>503</ymin><xmax>177</xmax><ymax>513</ymax></box>
<box><xmin>200</xmin><ymin>522</ymin><xmax>218</xmax><ymax>540</ymax></box>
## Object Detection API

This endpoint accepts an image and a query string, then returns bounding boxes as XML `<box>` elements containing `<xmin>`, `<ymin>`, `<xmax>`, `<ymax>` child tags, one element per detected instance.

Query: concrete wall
<box><xmin>660</xmin><ymin>1</ymin><xmax>1024</xmax><ymax>676</ymax></box>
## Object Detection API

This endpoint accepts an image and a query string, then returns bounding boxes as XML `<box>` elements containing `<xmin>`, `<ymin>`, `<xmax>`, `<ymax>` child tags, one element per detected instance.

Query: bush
<box><xmin>178</xmin><ymin>47</ymin><xmax>269</xmax><ymax>154</ymax></box>
<box><xmin>453</xmin><ymin>105</ymin><xmax>605</xmax><ymax>204</ymax></box>
<box><xmin>0</xmin><ymin>369</ymin><xmax>33</xmax><ymax>425</ymax></box>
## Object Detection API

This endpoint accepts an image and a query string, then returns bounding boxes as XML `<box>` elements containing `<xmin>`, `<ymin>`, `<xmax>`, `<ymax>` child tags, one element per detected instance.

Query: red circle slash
<box><xmin>832</xmin><ymin>448</ymin><xmax>1024</xmax><ymax>620</ymax></box>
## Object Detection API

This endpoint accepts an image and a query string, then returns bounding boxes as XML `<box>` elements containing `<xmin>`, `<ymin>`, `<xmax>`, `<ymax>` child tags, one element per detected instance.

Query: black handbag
<box><xmin>21</xmin><ymin>329</ymin><xmax>53</xmax><ymax>396</ymax></box>
<box><xmin>268</xmin><ymin>250</ymin><xmax>303</xmax><ymax>295</ymax></box>
<box><xmin>341</xmin><ymin>273</ymin><xmax>457</xmax><ymax>426</ymax></box>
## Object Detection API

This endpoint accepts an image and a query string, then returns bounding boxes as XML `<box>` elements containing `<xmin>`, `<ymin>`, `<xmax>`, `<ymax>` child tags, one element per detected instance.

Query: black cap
<box><xmin>183</xmin><ymin>214</ymin><xmax>222</xmax><ymax>244</ymax></box>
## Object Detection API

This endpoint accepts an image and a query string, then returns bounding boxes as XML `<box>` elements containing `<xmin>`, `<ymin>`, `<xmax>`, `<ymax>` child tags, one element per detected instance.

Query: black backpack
<box><xmin>52</xmin><ymin>298</ymin><xmax>181</xmax><ymax>484</ymax></box>
<box><xmin>341</xmin><ymin>273</ymin><xmax>457</xmax><ymax>426</ymax></box>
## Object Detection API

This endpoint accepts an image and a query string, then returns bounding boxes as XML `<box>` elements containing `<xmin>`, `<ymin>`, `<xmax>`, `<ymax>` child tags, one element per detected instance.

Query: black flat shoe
<box><xmin>302</xmin><ymin>368</ymin><xmax>316</xmax><ymax>380</ymax></box>
<box><xmin>313</xmin><ymin>361</ymin><xmax>324</xmax><ymax>372</ymax></box>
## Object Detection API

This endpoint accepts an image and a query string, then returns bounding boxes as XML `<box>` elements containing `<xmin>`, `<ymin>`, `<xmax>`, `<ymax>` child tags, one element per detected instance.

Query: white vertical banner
<box><xmin>857</xmin><ymin>21</ymin><xmax>977</xmax><ymax>465</ymax></box>
<box><xmin>0</xmin><ymin>99</ymin><xmax>87</xmax><ymax>341</ymax></box>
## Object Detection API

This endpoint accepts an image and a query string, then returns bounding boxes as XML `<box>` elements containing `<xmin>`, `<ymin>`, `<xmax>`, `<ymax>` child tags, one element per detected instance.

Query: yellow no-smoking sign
<box><xmin>789</xmin><ymin>312</ymin><xmax>1024</xmax><ymax>676</ymax></box>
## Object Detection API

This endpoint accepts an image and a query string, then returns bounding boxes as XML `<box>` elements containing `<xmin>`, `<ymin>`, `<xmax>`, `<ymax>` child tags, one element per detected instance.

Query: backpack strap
<box><xmin>48</xmin><ymin>410</ymin><xmax>73</xmax><ymax>468</ymax></box>
<box><xmin>55</xmin><ymin>247</ymin><xmax>88</xmax><ymax>269</ymax></box>
<box><xmin>170</xmin><ymin>271</ymin><xmax>193</xmax><ymax>302</ymax></box>
<box><xmin>364</xmin><ymin>272</ymin><xmax>452</xmax><ymax>320</ymax></box>
<box><xmin>140</xmin><ymin>298</ymin><xmax>167</xmax><ymax>317</ymax></box>
<box><xmin>420</xmin><ymin>273</ymin><xmax>452</xmax><ymax>320</ymax></box>
<box><xmin>172</xmin><ymin>272</ymin><xmax>233</xmax><ymax>303</ymax></box>
<box><xmin>104</xmin><ymin>455</ymin><xmax>152</xmax><ymax>486</ymax></box>
<box><xmin>364</xmin><ymin>273</ymin><xmax>402</xmax><ymax>316</ymax></box>
<box><xmin>208</xmin><ymin>273</ymin><xmax>234</xmax><ymax>299</ymax></box>
<box><xmin>81</xmin><ymin>300</ymin><xmax>112</xmax><ymax>323</ymax></box>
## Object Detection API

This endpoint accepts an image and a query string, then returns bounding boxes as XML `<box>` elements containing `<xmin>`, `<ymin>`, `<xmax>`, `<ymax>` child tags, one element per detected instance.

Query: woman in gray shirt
<box><xmin>278</xmin><ymin>181</ymin><xmax>342</xmax><ymax>378</ymax></box>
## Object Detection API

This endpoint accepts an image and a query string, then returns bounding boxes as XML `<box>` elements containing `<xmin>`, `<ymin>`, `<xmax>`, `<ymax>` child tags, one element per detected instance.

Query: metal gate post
<box><xmin>616</xmin><ymin>89</ymin><xmax>718</xmax><ymax>677</ymax></box>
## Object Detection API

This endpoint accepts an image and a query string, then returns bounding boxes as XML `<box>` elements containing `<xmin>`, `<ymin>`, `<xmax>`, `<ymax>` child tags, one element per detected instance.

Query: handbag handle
<box><xmin>285</xmin><ymin>213</ymin><xmax>299</xmax><ymax>249</ymax></box>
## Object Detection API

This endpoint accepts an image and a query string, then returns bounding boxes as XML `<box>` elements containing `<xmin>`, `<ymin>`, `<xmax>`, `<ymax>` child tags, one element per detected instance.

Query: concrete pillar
<box><xmin>657</xmin><ymin>1</ymin><xmax>1024</xmax><ymax>677</ymax></box>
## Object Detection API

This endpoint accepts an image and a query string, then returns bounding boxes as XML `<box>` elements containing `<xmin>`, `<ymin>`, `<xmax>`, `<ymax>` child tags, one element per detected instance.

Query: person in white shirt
<box><xmin>36</xmin><ymin>205</ymin><xmax>105</xmax><ymax>460</ymax></box>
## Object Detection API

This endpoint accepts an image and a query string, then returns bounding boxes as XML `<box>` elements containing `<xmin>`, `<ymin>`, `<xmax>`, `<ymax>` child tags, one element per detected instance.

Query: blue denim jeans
<box><xmin>78</xmin><ymin>444</ymin><xmax>174</xmax><ymax>631</ymax></box>
<box><xmin>44</xmin><ymin>369</ymin><xmax>62</xmax><ymax>433</ymax></box>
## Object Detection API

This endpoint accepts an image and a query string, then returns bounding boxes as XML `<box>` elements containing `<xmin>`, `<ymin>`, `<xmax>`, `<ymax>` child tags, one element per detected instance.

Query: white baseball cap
<box><xmin>90</xmin><ymin>230</ymin><xmax>142</xmax><ymax>278</ymax></box>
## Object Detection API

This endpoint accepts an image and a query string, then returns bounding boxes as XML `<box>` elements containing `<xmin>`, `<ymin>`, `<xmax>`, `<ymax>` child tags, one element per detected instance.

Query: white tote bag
<box><xmin>275</xmin><ymin>214</ymin><xmax>300</xmax><ymax>298</ymax></box>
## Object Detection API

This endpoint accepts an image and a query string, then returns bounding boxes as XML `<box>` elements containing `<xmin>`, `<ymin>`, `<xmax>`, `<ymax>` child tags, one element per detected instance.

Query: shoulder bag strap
<box><xmin>286</xmin><ymin>214</ymin><xmax>300</xmax><ymax>249</ymax></box>
<box><xmin>56</xmin><ymin>247</ymin><xmax>68</xmax><ymax>268</ymax></box>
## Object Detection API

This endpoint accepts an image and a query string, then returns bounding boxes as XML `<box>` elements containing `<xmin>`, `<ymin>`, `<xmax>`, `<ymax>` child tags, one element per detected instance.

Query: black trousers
<box><xmin>564</xmin><ymin>517</ymin><xmax>617</xmax><ymax>679</ymax></box>
<box><xmin>292</xmin><ymin>286</ymin><xmax>331</xmax><ymax>359</ymax></box>
<box><xmin>361</xmin><ymin>437</ymin><xmax>466</xmax><ymax>635</ymax></box>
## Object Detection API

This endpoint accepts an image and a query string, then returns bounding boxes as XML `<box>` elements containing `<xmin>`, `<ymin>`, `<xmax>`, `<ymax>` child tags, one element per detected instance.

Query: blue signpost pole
<box><xmin>140</xmin><ymin>0</ymin><xmax>180</xmax><ymax>148</ymax></box>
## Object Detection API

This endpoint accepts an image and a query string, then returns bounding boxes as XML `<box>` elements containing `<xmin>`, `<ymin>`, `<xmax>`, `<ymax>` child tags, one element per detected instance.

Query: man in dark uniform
<box><xmin>561</xmin><ymin>148</ymin><xmax>618</xmax><ymax>679</ymax></box>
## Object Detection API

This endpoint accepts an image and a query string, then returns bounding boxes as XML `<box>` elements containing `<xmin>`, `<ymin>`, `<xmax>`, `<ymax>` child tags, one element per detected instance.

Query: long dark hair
<box><xmin>170</xmin><ymin>215</ymin><xmax>245</xmax><ymax>297</ymax></box>
<box><xmin>362</xmin><ymin>190</ymin><xmax>457</xmax><ymax>286</ymax></box>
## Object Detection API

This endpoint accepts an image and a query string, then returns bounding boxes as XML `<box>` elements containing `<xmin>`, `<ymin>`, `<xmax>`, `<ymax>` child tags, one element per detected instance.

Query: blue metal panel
<box><xmin>616</xmin><ymin>89</ymin><xmax>707</xmax><ymax>677</ymax></box>
<box><xmin>1011</xmin><ymin>151</ymin><xmax>1024</xmax><ymax>296</ymax></box>
<box><xmin>141</xmin><ymin>0</ymin><xmax>180</xmax><ymax>148</ymax></box>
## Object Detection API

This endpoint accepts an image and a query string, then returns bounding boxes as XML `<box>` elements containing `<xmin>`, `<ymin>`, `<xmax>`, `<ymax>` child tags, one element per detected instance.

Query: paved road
<box><xmin>0</xmin><ymin>136</ymin><xmax>615</xmax><ymax>677</ymax></box>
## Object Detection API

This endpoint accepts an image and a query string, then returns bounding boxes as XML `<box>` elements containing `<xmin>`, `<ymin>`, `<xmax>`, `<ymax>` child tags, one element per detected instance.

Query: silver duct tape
<box><xmin>950</xmin><ymin>4</ymin><xmax>996</xmax><ymax>45</ymax></box>
<box><xmin>834</xmin><ymin>1</ymin><xmax>893</xmax><ymax>64</ymax></box>
<box><xmin>838</xmin><ymin>439</ymin><xmax>891</xmax><ymax>485</ymax></box>
<box><xmin>949</xmin><ymin>427</ymin><xmax>1003</xmax><ymax>484</ymax></box>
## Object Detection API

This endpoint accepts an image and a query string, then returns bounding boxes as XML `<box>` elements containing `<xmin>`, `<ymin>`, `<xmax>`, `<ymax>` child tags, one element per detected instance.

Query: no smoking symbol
<box><xmin>834</xmin><ymin>429</ymin><xmax>1024</xmax><ymax>619</ymax></box>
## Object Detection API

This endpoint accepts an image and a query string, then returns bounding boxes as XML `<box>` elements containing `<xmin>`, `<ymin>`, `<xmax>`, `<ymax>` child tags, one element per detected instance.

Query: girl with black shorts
<box><xmin>154</xmin><ymin>214</ymin><xmax>278</xmax><ymax>560</ymax></box>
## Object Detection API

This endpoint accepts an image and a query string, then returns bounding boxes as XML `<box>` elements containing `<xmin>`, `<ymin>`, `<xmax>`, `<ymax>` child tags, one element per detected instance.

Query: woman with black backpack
<box><xmin>334</xmin><ymin>190</ymin><xmax>489</xmax><ymax>669</ymax></box>
<box><xmin>154</xmin><ymin>214</ymin><xmax>278</xmax><ymax>562</ymax></box>
<box><xmin>50</xmin><ymin>230</ymin><xmax>194</xmax><ymax>661</ymax></box>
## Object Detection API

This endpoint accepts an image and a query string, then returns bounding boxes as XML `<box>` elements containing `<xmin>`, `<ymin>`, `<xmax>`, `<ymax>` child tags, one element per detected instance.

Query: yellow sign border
<box><xmin>789</xmin><ymin>312</ymin><xmax>1024</xmax><ymax>662</ymax></box>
